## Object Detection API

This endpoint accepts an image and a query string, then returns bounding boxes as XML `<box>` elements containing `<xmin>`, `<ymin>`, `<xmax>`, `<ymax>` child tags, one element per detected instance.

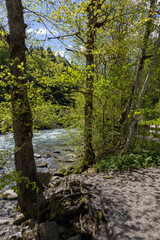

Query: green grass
<box><xmin>95</xmin><ymin>150</ymin><xmax>160</xmax><ymax>171</ymax></box>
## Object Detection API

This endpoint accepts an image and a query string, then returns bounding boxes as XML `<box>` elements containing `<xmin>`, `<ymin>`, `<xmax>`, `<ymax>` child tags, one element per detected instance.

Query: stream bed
<box><xmin>0</xmin><ymin>129</ymin><xmax>77</xmax><ymax>222</ymax></box>
<box><xmin>0</xmin><ymin>129</ymin><xmax>76</xmax><ymax>175</ymax></box>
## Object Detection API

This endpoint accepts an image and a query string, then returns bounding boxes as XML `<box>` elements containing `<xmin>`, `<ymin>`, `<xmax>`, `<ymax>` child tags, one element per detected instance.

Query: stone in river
<box><xmin>44</xmin><ymin>153</ymin><xmax>52</xmax><ymax>158</ymax></box>
<box><xmin>0</xmin><ymin>219</ymin><xmax>11</xmax><ymax>225</ymax></box>
<box><xmin>65</xmin><ymin>160</ymin><xmax>75</xmax><ymax>163</ymax></box>
<box><xmin>54</xmin><ymin>172</ymin><xmax>64</xmax><ymax>177</ymax></box>
<box><xmin>13</xmin><ymin>213</ymin><xmax>26</xmax><ymax>225</ymax></box>
<box><xmin>37</xmin><ymin>163</ymin><xmax>48</xmax><ymax>168</ymax></box>
<box><xmin>53</xmin><ymin>151</ymin><xmax>61</xmax><ymax>154</ymax></box>
<box><xmin>34</xmin><ymin>154</ymin><xmax>41</xmax><ymax>158</ymax></box>
<box><xmin>1</xmin><ymin>189</ymin><xmax>17</xmax><ymax>200</ymax></box>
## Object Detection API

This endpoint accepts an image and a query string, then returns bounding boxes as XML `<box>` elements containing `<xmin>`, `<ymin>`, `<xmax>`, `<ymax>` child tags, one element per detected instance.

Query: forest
<box><xmin>0</xmin><ymin>0</ymin><xmax>160</xmax><ymax>239</ymax></box>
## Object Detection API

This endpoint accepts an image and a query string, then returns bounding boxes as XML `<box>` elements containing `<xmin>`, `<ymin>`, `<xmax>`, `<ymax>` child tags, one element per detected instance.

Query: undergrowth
<box><xmin>96</xmin><ymin>150</ymin><xmax>160</xmax><ymax>171</ymax></box>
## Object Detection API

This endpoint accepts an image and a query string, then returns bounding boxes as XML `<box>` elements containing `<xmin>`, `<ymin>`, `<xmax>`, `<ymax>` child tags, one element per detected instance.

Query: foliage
<box><xmin>0</xmin><ymin>0</ymin><xmax>160</xmax><ymax>164</ymax></box>
<box><xmin>96</xmin><ymin>150</ymin><xmax>160</xmax><ymax>171</ymax></box>
<box><xmin>0</xmin><ymin>150</ymin><xmax>39</xmax><ymax>193</ymax></box>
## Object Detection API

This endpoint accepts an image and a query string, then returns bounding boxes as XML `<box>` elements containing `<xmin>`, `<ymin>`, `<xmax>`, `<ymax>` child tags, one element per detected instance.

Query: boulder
<box><xmin>38</xmin><ymin>222</ymin><xmax>59</xmax><ymax>240</ymax></box>
<box><xmin>1</xmin><ymin>189</ymin><xmax>17</xmax><ymax>200</ymax></box>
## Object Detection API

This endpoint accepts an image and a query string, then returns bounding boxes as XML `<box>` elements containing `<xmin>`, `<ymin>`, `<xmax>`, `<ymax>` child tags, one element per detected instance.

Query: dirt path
<box><xmin>66</xmin><ymin>167</ymin><xmax>160</xmax><ymax>240</ymax></box>
<box><xmin>1</xmin><ymin>167</ymin><xmax>160</xmax><ymax>240</ymax></box>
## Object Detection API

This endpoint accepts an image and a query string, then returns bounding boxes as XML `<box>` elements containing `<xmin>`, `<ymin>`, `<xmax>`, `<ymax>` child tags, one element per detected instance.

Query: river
<box><xmin>0</xmin><ymin>129</ymin><xmax>77</xmax><ymax>230</ymax></box>
<box><xmin>0</xmin><ymin>129</ymin><xmax>76</xmax><ymax>180</ymax></box>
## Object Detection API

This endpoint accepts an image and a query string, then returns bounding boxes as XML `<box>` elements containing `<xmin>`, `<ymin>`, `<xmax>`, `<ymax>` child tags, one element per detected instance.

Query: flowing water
<box><xmin>0</xmin><ymin>129</ymin><xmax>77</xmax><ymax>225</ymax></box>
<box><xmin>0</xmin><ymin>129</ymin><xmax>76</xmax><ymax>189</ymax></box>
<box><xmin>0</xmin><ymin>129</ymin><xmax>69</xmax><ymax>152</ymax></box>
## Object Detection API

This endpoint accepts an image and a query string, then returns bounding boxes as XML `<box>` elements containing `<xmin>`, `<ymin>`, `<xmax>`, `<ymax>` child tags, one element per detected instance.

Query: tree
<box><xmin>5</xmin><ymin>0</ymin><xmax>43</xmax><ymax>218</ymax></box>
<box><xmin>122</xmin><ymin>0</ymin><xmax>159</xmax><ymax>151</ymax></box>
<box><xmin>120</xmin><ymin>0</ymin><xmax>157</xmax><ymax>139</ymax></box>
<box><xmin>125</xmin><ymin>30</ymin><xmax>160</xmax><ymax>150</ymax></box>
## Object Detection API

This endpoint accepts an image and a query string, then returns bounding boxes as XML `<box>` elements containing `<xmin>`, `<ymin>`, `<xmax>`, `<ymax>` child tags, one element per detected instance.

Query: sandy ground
<box><xmin>72</xmin><ymin>167</ymin><xmax>160</xmax><ymax>240</ymax></box>
<box><xmin>1</xmin><ymin>167</ymin><xmax>160</xmax><ymax>240</ymax></box>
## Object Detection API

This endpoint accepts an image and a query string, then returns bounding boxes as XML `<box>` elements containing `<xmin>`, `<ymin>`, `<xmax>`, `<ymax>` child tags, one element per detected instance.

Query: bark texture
<box><xmin>5</xmin><ymin>0</ymin><xmax>43</xmax><ymax>217</ymax></box>
<box><xmin>83</xmin><ymin>0</ymin><xmax>96</xmax><ymax>167</ymax></box>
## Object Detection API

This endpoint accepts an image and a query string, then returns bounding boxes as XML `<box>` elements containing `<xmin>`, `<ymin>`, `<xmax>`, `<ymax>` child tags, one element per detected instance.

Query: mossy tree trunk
<box><xmin>83</xmin><ymin>0</ymin><xmax>96</xmax><ymax>167</ymax></box>
<box><xmin>5</xmin><ymin>0</ymin><xmax>43</xmax><ymax>218</ymax></box>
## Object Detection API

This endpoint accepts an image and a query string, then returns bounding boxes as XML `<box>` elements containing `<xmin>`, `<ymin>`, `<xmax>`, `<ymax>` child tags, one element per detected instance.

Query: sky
<box><xmin>23</xmin><ymin>0</ymin><xmax>77</xmax><ymax>59</ymax></box>
<box><xmin>1</xmin><ymin>0</ymin><xmax>160</xmax><ymax>59</ymax></box>
<box><xmin>0</xmin><ymin>0</ymin><xmax>73</xmax><ymax>59</ymax></box>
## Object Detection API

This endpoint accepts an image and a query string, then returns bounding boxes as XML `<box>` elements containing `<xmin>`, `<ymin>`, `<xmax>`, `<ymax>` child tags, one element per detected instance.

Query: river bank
<box><xmin>1</xmin><ymin>167</ymin><xmax>160</xmax><ymax>240</ymax></box>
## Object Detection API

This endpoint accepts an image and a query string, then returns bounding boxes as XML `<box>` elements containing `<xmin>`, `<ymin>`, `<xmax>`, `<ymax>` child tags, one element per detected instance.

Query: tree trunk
<box><xmin>120</xmin><ymin>0</ymin><xmax>157</xmax><ymax>129</ymax></box>
<box><xmin>5</xmin><ymin>0</ymin><xmax>43</xmax><ymax>218</ymax></box>
<box><xmin>83</xmin><ymin>0</ymin><xmax>96</xmax><ymax>167</ymax></box>
<box><xmin>125</xmin><ymin>31</ymin><xmax>160</xmax><ymax>151</ymax></box>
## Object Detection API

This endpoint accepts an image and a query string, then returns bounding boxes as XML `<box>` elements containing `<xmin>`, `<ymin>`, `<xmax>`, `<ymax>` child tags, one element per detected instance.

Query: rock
<box><xmin>51</xmin><ymin>176</ymin><xmax>60</xmax><ymax>182</ymax></box>
<box><xmin>54</xmin><ymin>172</ymin><xmax>64</xmax><ymax>177</ymax></box>
<box><xmin>53</xmin><ymin>151</ymin><xmax>61</xmax><ymax>154</ymax></box>
<box><xmin>67</xmin><ymin>154</ymin><xmax>77</xmax><ymax>158</ymax></box>
<box><xmin>9</xmin><ymin>232</ymin><xmax>22</xmax><ymax>239</ymax></box>
<box><xmin>56</xmin><ymin>159</ymin><xmax>62</xmax><ymax>162</ymax></box>
<box><xmin>37</xmin><ymin>163</ymin><xmax>48</xmax><ymax>168</ymax></box>
<box><xmin>38</xmin><ymin>222</ymin><xmax>59</xmax><ymax>240</ymax></box>
<box><xmin>65</xmin><ymin>160</ymin><xmax>75</xmax><ymax>163</ymax></box>
<box><xmin>64</xmin><ymin>148</ymin><xmax>74</xmax><ymax>152</ymax></box>
<box><xmin>66</xmin><ymin>234</ymin><xmax>82</xmax><ymax>240</ymax></box>
<box><xmin>34</xmin><ymin>154</ymin><xmax>41</xmax><ymax>158</ymax></box>
<box><xmin>0</xmin><ymin>219</ymin><xmax>11</xmax><ymax>225</ymax></box>
<box><xmin>0</xmin><ymin>231</ymin><xmax>6</xmax><ymax>237</ymax></box>
<box><xmin>1</xmin><ymin>189</ymin><xmax>18</xmax><ymax>200</ymax></box>
<box><xmin>44</xmin><ymin>153</ymin><xmax>52</xmax><ymax>158</ymax></box>
<box><xmin>13</xmin><ymin>214</ymin><xmax>26</xmax><ymax>225</ymax></box>
<box><xmin>37</xmin><ymin>172</ymin><xmax>52</xmax><ymax>186</ymax></box>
